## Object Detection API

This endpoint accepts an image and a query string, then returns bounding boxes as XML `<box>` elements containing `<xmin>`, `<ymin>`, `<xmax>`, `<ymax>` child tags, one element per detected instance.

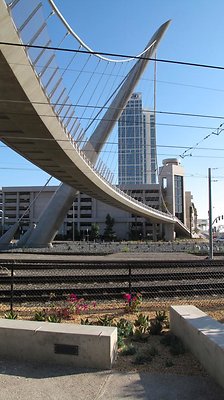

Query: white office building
<box><xmin>0</xmin><ymin>159</ymin><xmax>196</xmax><ymax>241</ymax></box>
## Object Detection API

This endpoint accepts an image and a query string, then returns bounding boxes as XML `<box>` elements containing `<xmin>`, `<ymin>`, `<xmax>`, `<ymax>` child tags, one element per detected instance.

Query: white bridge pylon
<box><xmin>0</xmin><ymin>0</ymin><xmax>190</xmax><ymax>245</ymax></box>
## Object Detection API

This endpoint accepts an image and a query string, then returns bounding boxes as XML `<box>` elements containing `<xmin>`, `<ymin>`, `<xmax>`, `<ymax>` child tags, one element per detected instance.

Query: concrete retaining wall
<box><xmin>170</xmin><ymin>305</ymin><xmax>224</xmax><ymax>389</ymax></box>
<box><xmin>0</xmin><ymin>319</ymin><xmax>117</xmax><ymax>370</ymax></box>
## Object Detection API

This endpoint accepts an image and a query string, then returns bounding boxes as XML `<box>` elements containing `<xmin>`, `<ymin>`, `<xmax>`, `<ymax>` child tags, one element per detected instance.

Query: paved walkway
<box><xmin>0</xmin><ymin>359</ymin><xmax>223</xmax><ymax>400</ymax></box>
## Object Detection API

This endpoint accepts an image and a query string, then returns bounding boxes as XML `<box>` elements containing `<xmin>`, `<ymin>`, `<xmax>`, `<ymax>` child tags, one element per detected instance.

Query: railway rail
<box><xmin>0</xmin><ymin>259</ymin><xmax>224</xmax><ymax>304</ymax></box>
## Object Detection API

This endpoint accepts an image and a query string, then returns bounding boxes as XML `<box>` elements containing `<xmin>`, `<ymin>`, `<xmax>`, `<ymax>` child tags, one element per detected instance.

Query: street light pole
<box><xmin>208</xmin><ymin>168</ymin><xmax>213</xmax><ymax>260</ymax></box>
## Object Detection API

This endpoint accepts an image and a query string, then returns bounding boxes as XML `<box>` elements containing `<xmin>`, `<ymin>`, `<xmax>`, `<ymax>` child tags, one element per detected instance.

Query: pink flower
<box><xmin>123</xmin><ymin>293</ymin><xmax>131</xmax><ymax>302</ymax></box>
<box><xmin>68</xmin><ymin>293</ymin><xmax>78</xmax><ymax>302</ymax></box>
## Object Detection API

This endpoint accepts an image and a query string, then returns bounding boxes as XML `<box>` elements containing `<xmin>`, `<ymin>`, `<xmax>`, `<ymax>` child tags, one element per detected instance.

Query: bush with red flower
<box><xmin>123</xmin><ymin>292</ymin><xmax>142</xmax><ymax>312</ymax></box>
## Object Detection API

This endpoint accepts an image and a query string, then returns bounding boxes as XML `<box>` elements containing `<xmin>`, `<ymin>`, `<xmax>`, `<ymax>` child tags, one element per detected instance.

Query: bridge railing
<box><xmin>5</xmin><ymin>0</ymin><xmax>134</xmax><ymax>183</ymax></box>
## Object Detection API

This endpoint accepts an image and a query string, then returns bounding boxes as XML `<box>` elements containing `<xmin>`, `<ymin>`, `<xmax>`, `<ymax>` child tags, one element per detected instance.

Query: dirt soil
<box><xmin>114</xmin><ymin>334</ymin><xmax>207</xmax><ymax>376</ymax></box>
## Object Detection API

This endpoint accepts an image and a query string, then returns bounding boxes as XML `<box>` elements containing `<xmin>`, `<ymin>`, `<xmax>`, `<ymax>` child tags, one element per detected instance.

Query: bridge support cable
<box><xmin>23</xmin><ymin>22</ymin><xmax>173</xmax><ymax>247</ymax></box>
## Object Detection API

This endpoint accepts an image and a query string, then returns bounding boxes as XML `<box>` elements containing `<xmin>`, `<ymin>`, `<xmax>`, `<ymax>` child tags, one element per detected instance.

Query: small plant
<box><xmin>34</xmin><ymin>310</ymin><xmax>46</xmax><ymax>321</ymax></box>
<box><xmin>4</xmin><ymin>310</ymin><xmax>17</xmax><ymax>319</ymax></box>
<box><xmin>134</xmin><ymin>347</ymin><xmax>154</xmax><ymax>364</ymax></box>
<box><xmin>122</xmin><ymin>246</ymin><xmax>129</xmax><ymax>252</ymax></box>
<box><xmin>149</xmin><ymin>319</ymin><xmax>163</xmax><ymax>335</ymax></box>
<box><xmin>116</xmin><ymin>318</ymin><xmax>134</xmax><ymax>348</ymax></box>
<box><xmin>96</xmin><ymin>315</ymin><xmax>114</xmax><ymax>326</ymax></box>
<box><xmin>81</xmin><ymin>318</ymin><xmax>94</xmax><ymax>325</ymax></box>
<box><xmin>148</xmin><ymin>345</ymin><xmax>159</xmax><ymax>357</ymax></box>
<box><xmin>162</xmin><ymin>332</ymin><xmax>172</xmax><ymax>345</ymax></box>
<box><xmin>134</xmin><ymin>351</ymin><xmax>152</xmax><ymax>365</ymax></box>
<box><xmin>46</xmin><ymin>313</ymin><xmax>61</xmax><ymax>323</ymax></box>
<box><xmin>165</xmin><ymin>359</ymin><xmax>174</xmax><ymax>368</ymax></box>
<box><xmin>160</xmin><ymin>332</ymin><xmax>185</xmax><ymax>355</ymax></box>
<box><xmin>160</xmin><ymin>332</ymin><xmax>173</xmax><ymax>346</ymax></box>
<box><xmin>155</xmin><ymin>311</ymin><xmax>168</xmax><ymax>323</ymax></box>
<box><xmin>149</xmin><ymin>310</ymin><xmax>168</xmax><ymax>335</ymax></box>
<box><xmin>123</xmin><ymin>292</ymin><xmax>142</xmax><ymax>313</ymax></box>
<box><xmin>33</xmin><ymin>293</ymin><xmax>94</xmax><ymax>324</ymax></box>
<box><xmin>132</xmin><ymin>313</ymin><xmax>150</xmax><ymax>341</ymax></box>
<box><xmin>116</xmin><ymin>318</ymin><xmax>133</xmax><ymax>338</ymax></box>
<box><xmin>118</xmin><ymin>335</ymin><xmax>125</xmax><ymax>349</ymax></box>
<box><xmin>134</xmin><ymin>313</ymin><xmax>150</xmax><ymax>334</ymax></box>
<box><xmin>120</xmin><ymin>344</ymin><xmax>136</xmax><ymax>356</ymax></box>
<box><xmin>67</xmin><ymin>293</ymin><xmax>89</xmax><ymax>315</ymax></box>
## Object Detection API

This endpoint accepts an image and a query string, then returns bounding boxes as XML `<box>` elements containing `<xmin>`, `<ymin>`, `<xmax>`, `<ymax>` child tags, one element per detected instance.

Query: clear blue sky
<box><xmin>2</xmin><ymin>0</ymin><xmax>224</xmax><ymax>220</ymax></box>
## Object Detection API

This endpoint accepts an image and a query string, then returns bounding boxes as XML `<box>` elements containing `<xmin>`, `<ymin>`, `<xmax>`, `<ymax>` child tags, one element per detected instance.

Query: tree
<box><xmin>90</xmin><ymin>223</ymin><xmax>100</xmax><ymax>241</ymax></box>
<box><xmin>103</xmin><ymin>214</ymin><xmax>116</xmax><ymax>241</ymax></box>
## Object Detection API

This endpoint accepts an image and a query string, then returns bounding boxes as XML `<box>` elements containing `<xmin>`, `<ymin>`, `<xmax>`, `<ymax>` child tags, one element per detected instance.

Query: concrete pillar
<box><xmin>0</xmin><ymin>222</ymin><xmax>19</xmax><ymax>249</ymax></box>
<box><xmin>152</xmin><ymin>224</ymin><xmax>157</xmax><ymax>241</ymax></box>
<box><xmin>24</xmin><ymin>184</ymin><xmax>77</xmax><ymax>248</ymax></box>
<box><xmin>164</xmin><ymin>223</ymin><xmax>175</xmax><ymax>241</ymax></box>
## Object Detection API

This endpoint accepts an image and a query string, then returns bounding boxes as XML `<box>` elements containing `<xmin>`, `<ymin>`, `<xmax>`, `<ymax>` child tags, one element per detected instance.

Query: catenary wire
<box><xmin>2</xmin><ymin>40</ymin><xmax>224</xmax><ymax>71</ymax></box>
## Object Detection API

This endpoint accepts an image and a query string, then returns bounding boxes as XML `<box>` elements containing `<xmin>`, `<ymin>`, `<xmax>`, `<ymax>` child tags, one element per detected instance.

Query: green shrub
<box><xmin>160</xmin><ymin>332</ymin><xmax>185</xmax><ymax>355</ymax></box>
<box><xmin>149</xmin><ymin>311</ymin><xmax>168</xmax><ymax>335</ymax></box>
<box><xmin>116</xmin><ymin>318</ymin><xmax>133</xmax><ymax>337</ymax></box>
<box><xmin>46</xmin><ymin>313</ymin><xmax>61</xmax><ymax>323</ymax></box>
<box><xmin>96</xmin><ymin>315</ymin><xmax>114</xmax><ymax>326</ymax></box>
<box><xmin>165</xmin><ymin>359</ymin><xmax>174</xmax><ymax>368</ymax></box>
<box><xmin>134</xmin><ymin>349</ymin><xmax>152</xmax><ymax>364</ymax></box>
<box><xmin>81</xmin><ymin>318</ymin><xmax>94</xmax><ymax>325</ymax></box>
<box><xmin>148</xmin><ymin>345</ymin><xmax>159</xmax><ymax>357</ymax></box>
<box><xmin>34</xmin><ymin>310</ymin><xmax>46</xmax><ymax>321</ymax></box>
<box><xmin>134</xmin><ymin>313</ymin><xmax>150</xmax><ymax>334</ymax></box>
<box><xmin>116</xmin><ymin>318</ymin><xmax>134</xmax><ymax>348</ymax></box>
<box><xmin>4</xmin><ymin>311</ymin><xmax>17</xmax><ymax>319</ymax></box>
<box><xmin>120</xmin><ymin>344</ymin><xmax>136</xmax><ymax>356</ymax></box>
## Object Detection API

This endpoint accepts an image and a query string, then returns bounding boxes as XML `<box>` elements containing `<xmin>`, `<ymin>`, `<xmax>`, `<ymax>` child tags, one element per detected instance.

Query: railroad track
<box><xmin>0</xmin><ymin>259</ymin><xmax>224</xmax><ymax>303</ymax></box>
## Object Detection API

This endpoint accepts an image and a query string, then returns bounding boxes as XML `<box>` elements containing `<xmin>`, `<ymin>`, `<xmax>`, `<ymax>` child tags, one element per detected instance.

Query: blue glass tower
<box><xmin>118</xmin><ymin>93</ymin><xmax>156</xmax><ymax>185</ymax></box>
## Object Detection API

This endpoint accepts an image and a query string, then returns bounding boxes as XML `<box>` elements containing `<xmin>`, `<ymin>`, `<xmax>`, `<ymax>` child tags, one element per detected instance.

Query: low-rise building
<box><xmin>0</xmin><ymin>159</ymin><xmax>197</xmax><ymax>240</ymax></box>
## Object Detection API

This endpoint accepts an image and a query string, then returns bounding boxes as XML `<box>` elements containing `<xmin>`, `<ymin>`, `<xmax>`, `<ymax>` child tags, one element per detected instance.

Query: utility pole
<box><xmin>189</xmin><ymin>206</ymin><xmax>192</xmax><ymax>237</ymax></box>
<box><xmin>208</xmin><ymin>168</ymin><xmax>213</xmax><ymax>260</ymax></box>
<box><xmin>72</xmin><ymin>201</ymin><xmax>75</xmax><ymax>242</ymax></box>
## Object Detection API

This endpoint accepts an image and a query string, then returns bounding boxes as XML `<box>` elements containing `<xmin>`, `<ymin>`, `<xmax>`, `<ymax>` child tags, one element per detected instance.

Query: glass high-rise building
<box><xmin>118</xmin><ymin>93</ymin><xmax>156</xmax><ymax>185</ymax></box>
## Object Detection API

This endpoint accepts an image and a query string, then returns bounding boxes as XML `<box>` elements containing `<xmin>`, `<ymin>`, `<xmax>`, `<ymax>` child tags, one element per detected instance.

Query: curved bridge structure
<box><xmin>0</xmin><ymin>0</ymin><xmax>190</xmax><ymax>245</ymax></box>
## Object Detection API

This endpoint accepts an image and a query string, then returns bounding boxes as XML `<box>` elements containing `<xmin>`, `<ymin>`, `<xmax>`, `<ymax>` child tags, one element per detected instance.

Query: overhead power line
<box><xmin>1</xmin><ymin>40</ymin><xmax>224</xmax><ymax>72</ymax></box>
<box><xmin>180</xmin><ymin>123</ymin><xmax>224</xmax><ymax>158</ymax></box>
<box><xmin>3</xmin><ymin>59</ymin><xmax>224</xmax><ymax>94</ymax></box>
<box><xmin>1</xmin><ymin>105</ymin><xmax>224</xmax><ymax>122</ymax></box>
<box><xmin>2</xmin><ymin>141</ymin><xmax>224</xmax><ymax>152</ymax></box>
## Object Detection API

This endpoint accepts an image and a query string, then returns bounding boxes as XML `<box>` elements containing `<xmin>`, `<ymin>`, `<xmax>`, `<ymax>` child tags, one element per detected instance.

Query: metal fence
<box><xmin>1</xmin><ymin>258</ymin><xmax>224</xmax><ymax>320</ymax></box>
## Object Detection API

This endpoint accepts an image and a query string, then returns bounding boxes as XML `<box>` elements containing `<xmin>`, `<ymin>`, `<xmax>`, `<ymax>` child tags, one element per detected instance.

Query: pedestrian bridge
<box><xmin>0</xmin><ymin>0</ymin><xmax>190</xmax><ymax>242</ymax></box>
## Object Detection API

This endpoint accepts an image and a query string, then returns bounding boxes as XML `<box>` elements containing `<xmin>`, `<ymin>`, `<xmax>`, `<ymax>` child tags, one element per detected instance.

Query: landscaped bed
<box><xmin>2</xmin><ymin>293</ymin><xmax>224</xmax><ymax>376</ymax></box>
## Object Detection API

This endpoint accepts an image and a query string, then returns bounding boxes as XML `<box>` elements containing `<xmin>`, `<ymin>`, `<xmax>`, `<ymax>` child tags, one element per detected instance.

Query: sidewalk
<box><xmin>0</xmin><ymin>359</ymin><xmax>223</xmax><ymax>400</ymax></box>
